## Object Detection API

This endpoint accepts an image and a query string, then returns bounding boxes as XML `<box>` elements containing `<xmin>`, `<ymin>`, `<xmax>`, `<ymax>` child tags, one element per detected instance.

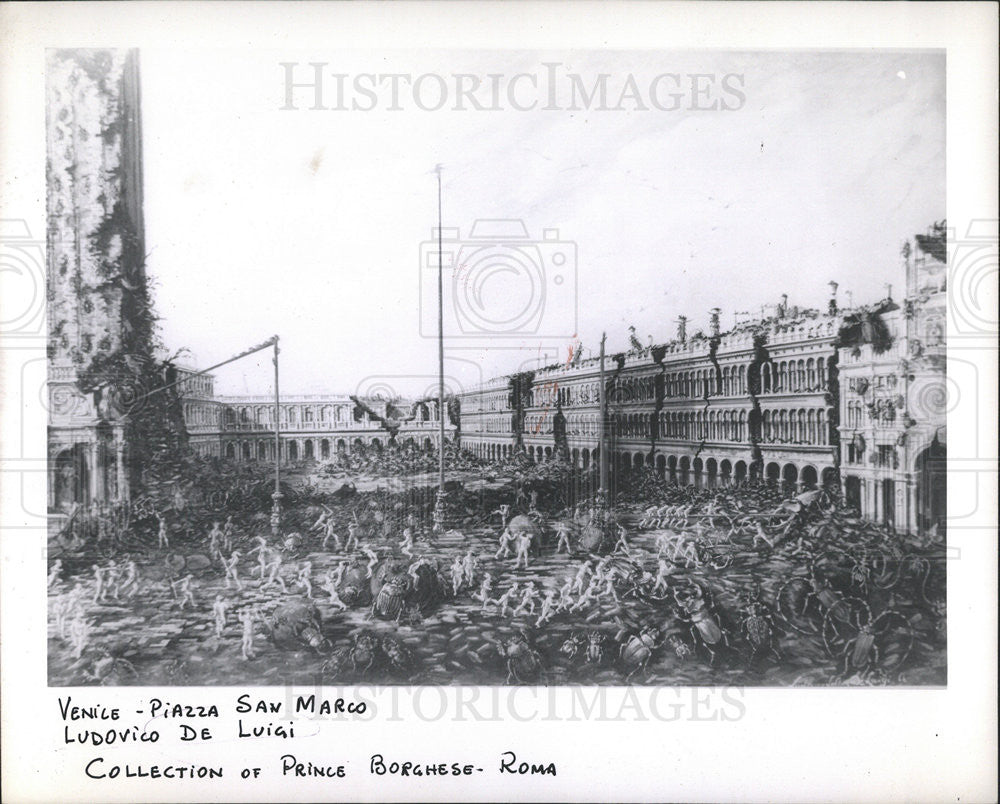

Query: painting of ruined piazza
<box><xmin>48</xmin><ymin>49</ymin><xmax>947</xmax><ymax>686</ymax></box>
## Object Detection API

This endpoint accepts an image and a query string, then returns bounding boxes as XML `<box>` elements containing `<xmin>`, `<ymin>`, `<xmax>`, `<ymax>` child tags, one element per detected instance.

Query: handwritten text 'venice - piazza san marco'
<box><xmin>279</xmin><ymin>63</ymin><xmax>747</xmax><ymax>112</ymax></box>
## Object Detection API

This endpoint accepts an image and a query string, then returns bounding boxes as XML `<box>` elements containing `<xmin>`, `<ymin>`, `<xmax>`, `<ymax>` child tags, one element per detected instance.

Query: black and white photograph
<box><xmin>42</xmin><ymin>46</ymin><xmax>949</xmax><ymax>689</ymax></box>
<box><xmin>1</xmin><ymin>3</ymin><xmax>996</xmax><ymax>802</ymax></box>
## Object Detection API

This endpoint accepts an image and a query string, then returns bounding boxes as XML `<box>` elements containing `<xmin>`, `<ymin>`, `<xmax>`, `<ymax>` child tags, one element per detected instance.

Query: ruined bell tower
<box><xmin>46</xmin><ymin>49</ymin><xmax>146</xmax><ymax>510</ymax></box>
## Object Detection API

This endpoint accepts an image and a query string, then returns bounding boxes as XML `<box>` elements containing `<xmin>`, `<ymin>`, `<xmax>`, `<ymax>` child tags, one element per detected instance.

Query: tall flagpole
<box><xmin>598</xmin><ymin>332</ymin><xmax>608</xmax><ymax>507</ymax></box>
<box><xmin>437</xmin><ymin>165</ymin><xmax>445</xmax><ymax>491</ymax></box>
<box><xmin>433</xmin><ymin>164</ymin><xmax>448</xmax><ymax>531</ymax></box>
<box><xmin>271</xmin><ymin>337</ymin><xmax>282</xmax><ymax>537</ymax></box>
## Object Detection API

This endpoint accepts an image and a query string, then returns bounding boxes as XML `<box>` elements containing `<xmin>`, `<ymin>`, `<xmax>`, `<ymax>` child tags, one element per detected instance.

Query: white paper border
<box><xmin>1</xmin><ymin>3</ymin><xmax>996</xmax><ymax>802</ymax></box>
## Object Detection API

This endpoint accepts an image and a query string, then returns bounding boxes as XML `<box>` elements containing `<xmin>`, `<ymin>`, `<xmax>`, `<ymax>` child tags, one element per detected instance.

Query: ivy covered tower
<box><xmin>47</xmin><ymin>49</ymin><xmax>177</xmax><ymax>511</ymax></box>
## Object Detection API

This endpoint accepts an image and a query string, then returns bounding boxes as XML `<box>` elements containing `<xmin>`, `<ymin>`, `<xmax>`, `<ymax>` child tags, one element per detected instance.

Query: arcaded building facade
<box><xmin>177</xmin><ymin>373</ymin><xmax>453</xmax><ymax>464</ymax></box>
<box><xmin>174</xmin><ymin>234</ymin><xmax>946</xmax><ymax>536</ymax></box>
<box><xmin>458</xmin><ymin>233</ymin><xmax>947</xmax><ymax>536</ymax></box>
<box><xmin>838</xmin><ymin>226</ymin><xmax>947</xmax><ymax>533</ymax></box>
<box><xmin>460</xmin><ymin>301</ymin><xmax>842</xmax><ymax>493</ymax></box>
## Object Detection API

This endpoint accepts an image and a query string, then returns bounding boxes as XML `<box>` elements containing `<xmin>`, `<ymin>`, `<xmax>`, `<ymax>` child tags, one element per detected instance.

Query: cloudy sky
<box><xmin>140</xmin><ymin>48</ymin><xmax>945</xmax><ymax>397</ymax></box>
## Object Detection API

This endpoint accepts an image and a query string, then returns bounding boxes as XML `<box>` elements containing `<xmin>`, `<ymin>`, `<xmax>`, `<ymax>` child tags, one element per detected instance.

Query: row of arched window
<box><xmin>471</xmin><ymin>442</ymin><xmax>515</xmax><ymax>460</ymax></box>
<box><xmin>606</xmin><ymin>376</ymin><xmax>657</xmax><ymax>404</ymax></box>
<box><xmin>221</xmin><ymin>403</ymin><xmax>440</xmax><ymax>428</ymax></box>
<box><xmin>225</xmin><ymin>404</ymin><xmax>353</xmax><ymax>426</ymax></box>
<box><xmin>655</xmin><ymin>410</ymin><xmax>748</xmax><ymax>442</ymax></box>
<box><xmin>183</xmin><ymin>403</ymin><xmax>222</xmax><ymax>426</ymax></box>
<box><xmin>665</xmin><ymin>367</ymin><xmax>744</xmax><ymax>399</ymax></box>
<box><xmin>472</xmin><ymin>406</ymin><xmax>828</xmax><ymax>445</ymax></box>
<box><xmin>565</xmin><ymin>414</ymin><xmax>601</xmax><ymax>436</ymax></box>
<box><xmin>617</xmin><ymin>408</ymin><xmax>827</xmax><ymax>444</ymax></box>
<box><xmin>222</xmin><ymin>435</ymin><xmax>441</xmax><ymax>462</ymax></box>
<box><xmin>615</xmin><ymin>412</ymin><xmax>652</xmax><ymax>438</ymax></box>
<box><xmin>759</xmin><ymin>357</ymin><xmax>828</xmax><ymax>394</ymax></box>
<box><xmin>760</xmin><ymin>409</ymin><xmax>828</xmax><ymax>445</ymax></box>
<box><xmin>481</xmin><ymin>415</ymin><xmax>512</xmax><ymax>434</ymax></box>
<box><xmin>463</xmin><ymin>354</ymin><xmax>833</xmax><ymax>418</ymax></box>
<box><xmin>529</xmin><ymin>382</ymin><xmax>601</xmax><ymax>408</ymax></box>
<box><xmin>524</xmin><ymin>413</ymin><xmax>552</xmax><ymax>436</ymax></box>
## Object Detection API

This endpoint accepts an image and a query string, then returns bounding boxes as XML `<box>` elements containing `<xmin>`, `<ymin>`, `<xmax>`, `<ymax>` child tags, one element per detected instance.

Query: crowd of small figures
<box><xmin>48</xmin><ymin>475</ymin><xmax>946</xmax><ymax>686</ymax></box>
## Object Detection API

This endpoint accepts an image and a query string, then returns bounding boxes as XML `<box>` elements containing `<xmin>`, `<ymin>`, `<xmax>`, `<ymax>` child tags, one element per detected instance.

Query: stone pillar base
<box><xmin>432</xmin><ymin>489</ymin><xmax>451</xmax><ymax>533</ymax></box>
<box><xmin>270</xmin><ymin>492</ymin><xmax>283</xmax><ymax>537</ymax></box>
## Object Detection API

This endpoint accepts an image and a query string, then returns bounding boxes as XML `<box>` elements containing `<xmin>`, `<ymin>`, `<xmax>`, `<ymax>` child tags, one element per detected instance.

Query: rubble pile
<box><xmin>320</xmin><ymin>441</ymin><xmax>482</xmax><ymax>478</ymax></box>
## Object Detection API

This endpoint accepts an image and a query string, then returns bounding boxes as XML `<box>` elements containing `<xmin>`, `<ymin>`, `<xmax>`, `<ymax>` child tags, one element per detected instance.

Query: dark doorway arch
<box><xmin>844</xmin><ymin>475</ymin><xmax>862</xmax><ymax>512</ymax></box>
<box><xmin>821</xmin><ymin>466</ymin><xmax>838</xmax><ymax>489</ymax></box>
<box><xmin>915</xmin><ymin>439</ymin><xmax>946</xmax><ymax>533</ymax></box>
<box><xmin>679</xmin><ymin>456</ymin><xmax>690</xmax><ymax>485</ymax></box>
<box><xmin>781</xmin><ymin>463</ymin><xmax>798</xmax><ymax>493</ymax></box>
<box><xmin>54</xmin><ymin>445</ymin><xmax>89</xmax><ymax>509</ymax></box>
<box><xmin>800</xmin><ymin>464</ymin><xmax>818</xmax><ymax>489</ymax></box>
<box><xmin>706</xmin><ymin>458</ymin><xmax>718</xmax><ymax>488</ymax></box>
<box><xmin>734</xmin><ymin>460</ymin><xmax>747</xmax><ymax>484</ymax></box>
